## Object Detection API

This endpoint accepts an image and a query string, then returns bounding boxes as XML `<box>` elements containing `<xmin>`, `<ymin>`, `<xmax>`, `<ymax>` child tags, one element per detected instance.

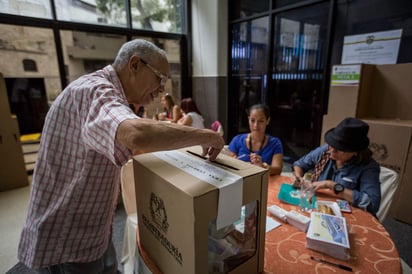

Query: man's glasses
<box><xmin>140</xmin><ymin>58</ymin><xmax>168</xmax><ymax>87</ymax></box>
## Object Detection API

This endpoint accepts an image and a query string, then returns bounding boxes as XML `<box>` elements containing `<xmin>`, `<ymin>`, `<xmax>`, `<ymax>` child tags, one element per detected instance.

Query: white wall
<box><xmin>191</xmin><ymin>0</ymin><xmax>227</xmax><ymax>77</ymax></box>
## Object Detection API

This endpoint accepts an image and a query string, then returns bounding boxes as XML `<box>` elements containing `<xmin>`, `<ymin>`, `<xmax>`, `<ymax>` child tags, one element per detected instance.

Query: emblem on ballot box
<box><xmin>150</xmin><ymin>192</ymin><xmax>169</xmax><ymax>233</ymax></box>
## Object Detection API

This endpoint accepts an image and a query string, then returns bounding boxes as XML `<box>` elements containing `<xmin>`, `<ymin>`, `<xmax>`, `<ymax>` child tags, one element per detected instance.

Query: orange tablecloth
<box><xmin>264</xmin><ymin>175</ymin><xmax>401</xmax><ymax>274</ymax></box>
<box><xmin>136</xmin><ymin>175</ymin><xmax>401</xmax><ymax>274</ymax></box>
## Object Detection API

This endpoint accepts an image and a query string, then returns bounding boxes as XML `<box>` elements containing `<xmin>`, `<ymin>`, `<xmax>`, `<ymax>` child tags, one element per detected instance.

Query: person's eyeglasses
<box><xmin>140</xmin><ymin>58</ymin><xmax>168</xmax><ymax>87</ymax></box>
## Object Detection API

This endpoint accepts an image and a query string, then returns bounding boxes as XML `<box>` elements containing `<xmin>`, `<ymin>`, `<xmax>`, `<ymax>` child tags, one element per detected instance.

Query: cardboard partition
<box><xmin>362</xmin><ymin>119</ymin><xmax>412</xmax><ymax>224</ymax></box>
<box><xmin>396</xmin><ymin>143</ymin><xmax>412</xmax><ymax>224</ymax></box>
<box><xmin>373</xmin><ymin>63</ymin><xmax>412</xmax><ymax>119</ymax></box>
<box><xmin>322</xmin><ymin>63</ymin><xmax>412</xmax><ymax>144</ymax></box>
<box><xmin>0</xmin><ymin>72</ymin><xmax>11</xmax><ymax>118</ymax></box>
<box><xmin>133</xmin><ymin>146</ymin><xmax>268</xmax><ymax>274</ymax></box>
<box><xmin>327</xmin><ymin>64</ymin><xmax>376</xmax><ymax>121</ymax></box>
<box><xmin>0</xmin><ymin>115</ymin><xmax>29</xmax><ymax>191</ymax></box>
<box><xmin>363</xmin><ymin>119</ymin><xmax>412</xmax><ymax>174</ymax></box>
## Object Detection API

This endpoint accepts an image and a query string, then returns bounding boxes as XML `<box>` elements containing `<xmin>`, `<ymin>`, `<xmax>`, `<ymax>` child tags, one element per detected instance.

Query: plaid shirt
<box><xmin>18</xmin><ymin>65</ymin><xmax>137</xmax><ymax>268</ymax></box>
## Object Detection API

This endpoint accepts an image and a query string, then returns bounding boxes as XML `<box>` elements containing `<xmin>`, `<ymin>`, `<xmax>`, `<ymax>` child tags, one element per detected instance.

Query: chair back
<box><xmin>211</xmin><ymin>120</ymin><xmax>224</xmax><ymax>137</ymax></box>
<box><xmin>121</xmin><ymin>159</ymin><xmax>137</xmax><ymax>215</ymax></box>
<box><xmin>376</xmin><ymin>166</ymin><xmax>399</xmax><ymax>222</ymax></box>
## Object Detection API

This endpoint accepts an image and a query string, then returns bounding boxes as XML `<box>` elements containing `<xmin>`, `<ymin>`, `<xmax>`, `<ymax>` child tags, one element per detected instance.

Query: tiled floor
<box><xmin>0</xmin><ymin>184</ymin><xmax>31</xmax><ymax>273</ymax></box>
<box><xmin>0</xmin><ymin>182</ymin><xmax>127</xmax><ymax>274</ymax></box>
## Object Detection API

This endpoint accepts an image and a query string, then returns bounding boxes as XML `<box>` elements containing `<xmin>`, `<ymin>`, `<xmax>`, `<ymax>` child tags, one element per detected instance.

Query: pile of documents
<box><xmin>306</xmin><ymin>212</ymin><xmax>350</xmax><ymax>260</ymax></box>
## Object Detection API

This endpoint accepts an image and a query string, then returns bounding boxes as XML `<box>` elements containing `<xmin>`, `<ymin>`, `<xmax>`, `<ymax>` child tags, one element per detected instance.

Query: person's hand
<box><xmin>177</xmin><ymin>116</ymin><xmax>184</xmax><ymax>125</ymax></box>
<box><xmin>250</xmin><ymin>153</ymin><xmax>264</xmax><ymax>167</ymax></box>
<box><xmin>157</xmin><ymin>113</ymin><xmax>166</xmax><ymax>121</ymax></box>
<box><xmin>311</xmin><ymin>180</ymin><xmax>334</xmax><ymax>191</ymax></box>
<box><xmin>292</xmin><ymin>174</ymin><xmax>303</xmax><ymax>188</ymax></box>
<box><xmin>201</xmin><ymin>131</ymin><xmax>225</xmax><ymax>161</ymax></box>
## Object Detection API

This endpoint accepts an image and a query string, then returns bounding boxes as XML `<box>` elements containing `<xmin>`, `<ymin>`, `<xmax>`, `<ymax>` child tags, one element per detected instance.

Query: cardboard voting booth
<box><xmin>321</xmin><ymin>63</ymin><xmax>412</xmax><ymax>224</ymax></box>
<box><xmin>133</xmin><ymin>146</ymin><xmax>268</xmax><ymax>274</ymax></box>
<box><xmin>362</xmin><ymin>119</ymin><xmax>412</xmax><ymax>224</ymax></box>
<box><xmin>0</xmin><ymin>73</ymin><xmax>28</xmax><ymax>191</ymax></box>
<box><xmin>321</xmin><ymin>63</ymin><xmax>412</xmax><ymax>142</ymax></box>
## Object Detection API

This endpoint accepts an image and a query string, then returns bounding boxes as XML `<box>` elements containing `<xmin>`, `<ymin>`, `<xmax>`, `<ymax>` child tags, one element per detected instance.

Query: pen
<box><xmin>310</xmin><ymin>256</ymin><xmax>352</xmax><ymax>272</ymax></box>
<box><xmin>238</xmin><ymin>153</ymin><xmax>249</xmax><ymax>159</ymax></box>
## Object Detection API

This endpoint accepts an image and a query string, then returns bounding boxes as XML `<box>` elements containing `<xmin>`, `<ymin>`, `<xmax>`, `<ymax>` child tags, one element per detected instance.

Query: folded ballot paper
<box><xmin>306</xmin><ymin>212</ymin><xmax>350</xmax><ymax>260</ymax></box>
<box><xmin>267</xmin><ymin>205</ymin><xmax>310</xmax><ymax>232</ymax></box>
<box><xmin>286</xmin><ymin>210</ymin><xmax>310</xmax><ymax>232</ymax></box>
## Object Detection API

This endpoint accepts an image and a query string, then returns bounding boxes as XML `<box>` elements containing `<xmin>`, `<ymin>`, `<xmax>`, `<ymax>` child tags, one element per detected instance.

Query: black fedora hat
<box><xmin>324</xmin><ymin>117</ymin><xmax>369</xmax><ymax>152</ymax></box>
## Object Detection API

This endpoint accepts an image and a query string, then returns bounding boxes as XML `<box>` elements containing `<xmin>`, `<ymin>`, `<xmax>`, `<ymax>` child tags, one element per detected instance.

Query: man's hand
<box><xmin>201</xmin><ymin>131</ymin><xmax>225</xmax><ymax>161</ymax></box>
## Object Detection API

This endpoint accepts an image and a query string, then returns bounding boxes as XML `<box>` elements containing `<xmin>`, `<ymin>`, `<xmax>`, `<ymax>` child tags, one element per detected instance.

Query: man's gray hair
<box><xmin>112</xmin><ymin>39</ymin><xmax>167</xmax><ymax>71</ymax></box>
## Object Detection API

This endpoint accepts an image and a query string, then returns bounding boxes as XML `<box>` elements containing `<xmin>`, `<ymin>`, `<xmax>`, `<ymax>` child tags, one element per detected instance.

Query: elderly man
<box><xmin>18</xmin><ymin>39</ymin><xmax>224</xmax><ymax>274</ymax></box>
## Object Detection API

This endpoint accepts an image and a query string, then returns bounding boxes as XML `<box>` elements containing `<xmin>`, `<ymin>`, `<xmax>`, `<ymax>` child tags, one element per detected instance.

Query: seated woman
<box><xmin>158</xmin><ymin>93</ymin><xmax>183</xmax><ymax>123</ymax></box>
<box><xmin>227</xmin><ymin>104</ymin><xmax>283</xmax><ymax>176</ymax></box>
<box><xmin>177</xmin><ymin>97</ymin><xmax>205</xmax><ymax>129</ymax></box>
<box><xmin>292</xmin><ymin>117</ymin><xmax>381</xmax><ymax>216</ymax></box>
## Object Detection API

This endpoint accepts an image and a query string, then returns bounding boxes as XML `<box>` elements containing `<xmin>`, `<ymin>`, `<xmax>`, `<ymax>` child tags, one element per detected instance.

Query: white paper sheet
<box><xmin>341</xmin><ymin>29</ymin><xmax>402</xmax><ymax>65</ymax></box>
<box><xmin>266</xmin><ymin>216</ymin><xmax>281</xmax><ymax>232</ymax></box>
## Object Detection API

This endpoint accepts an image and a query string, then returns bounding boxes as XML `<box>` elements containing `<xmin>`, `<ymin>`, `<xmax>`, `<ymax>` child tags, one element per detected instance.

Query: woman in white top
<box><xmin>178</xmin><ymin>97</ymin><xmax>205</xmax><ymax>129</ymax></box>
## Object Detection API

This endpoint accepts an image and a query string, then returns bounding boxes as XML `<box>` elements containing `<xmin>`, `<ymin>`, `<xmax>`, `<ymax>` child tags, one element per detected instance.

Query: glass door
<box><xmin>229</xmin><ymin>17</ymin><xmax>269</xmax><ymax>136</ymax></box>
<box><xmin>268</xmin><ymin>2</ymin><xmax>330</xmax><ymax>161</ymax></box>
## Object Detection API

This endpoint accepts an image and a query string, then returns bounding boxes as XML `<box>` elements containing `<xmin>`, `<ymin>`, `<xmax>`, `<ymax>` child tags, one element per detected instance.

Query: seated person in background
<box><xmin>157</xmin><ymin>93</ymin><xmax>183</xmax><ymax>122</ymax></box>
<box><xmin>227</xmin><ymin>104</ymin><xmax>283</xmax><ymax>176</ymax></box>
<box><xmin>129</xmin><ymin>104</ymin><xmax>147</xmax><ymax>118</ymax></box>
<box><xmin>292</xmin><ymin>117</ymin><xmax>381</xmax><ymax>216</ymax></box>
<box><xmin>177</xmin><ymin>97</ymin><xmax>205</xmax><ymax>129</ymax></box>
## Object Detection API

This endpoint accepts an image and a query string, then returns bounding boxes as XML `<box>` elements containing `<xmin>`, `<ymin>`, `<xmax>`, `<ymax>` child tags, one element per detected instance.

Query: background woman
<box><xmin>158</xmin><ymin>93</ymin><xmax>182</xmax><ymax>123</ymax></box>
<box><xmin>177</xmin><ymin>97</ymin><xmax>205</xmax><ymax>129</ymax></box>
<box><xmin>228</xmin><ymin>104</ymin><xmax>283</xmax><ymax>175</ymax></box>
<box><xmin>292</xmin><ymin>117</ymin><xmax>381</xmax><ymax>215</ymax></box>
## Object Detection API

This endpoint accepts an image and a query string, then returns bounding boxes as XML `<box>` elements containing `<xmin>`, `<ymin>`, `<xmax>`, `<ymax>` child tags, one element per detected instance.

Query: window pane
<box><xmin>55</xmin><ymin>0</ymin><xmax>128</xmax><ymax>26</ymax></box>
<box><xmin>231</xmin><ymin>17</ymin><xmax>269</xmax><ymax>75</ymax></box>
<box><xmin>132</xmin><ymin>36</ymin><xmax>181</xmax><ymax>118</ymax></box>
<box><xmin>231</xmin><ymin>17</ymin><xmax>269</xmax><ymax>132</ymax></box>
<box><xmin>0</xmin><ymin>24</ymin><xmax>60</xmax><ymax>134</ymax></box>
<box><xmin>0</xmin><ymin>0</ymin><xmax>52</xmax><ymax>19</ymax></box>
<box><xmin>131</xmin><ymin>0</ymin><xmax>184</xmax><ymax>33</ymax></box>
<box><xmin>230</xmin><ymin>0</ymin><xmax>269</xmax><ymax>20</ymax></box>
<box><xmin>1</xmin><ymin>0</ymin><xmax>185</xmax><ymax>33</ymax></box>
<box><xmin>270</xmin><ymin>2</ymin><xmax>329</xmax><ymax>151</ymax></box>
<box><xmin>273</xmin><ymin>0</ymin><xmax>303</xmax><ymax>9</ymax></box>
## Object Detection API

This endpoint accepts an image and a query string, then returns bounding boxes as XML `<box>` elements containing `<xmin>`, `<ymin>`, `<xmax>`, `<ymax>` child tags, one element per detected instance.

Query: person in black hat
<box><xmin>292</xmin><ymin>117</ymin><xmax>381</xmax><ymax>215</ymax></box>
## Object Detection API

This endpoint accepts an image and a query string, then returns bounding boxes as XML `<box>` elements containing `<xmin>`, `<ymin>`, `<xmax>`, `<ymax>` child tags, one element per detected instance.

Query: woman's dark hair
<box><xmin>354</xmin><ymin>148</ymin><xmax>373</xmax><ymax>164</ymax></box>
<box><xmin>163</xmin><ymin>93</ymin><xmax>175</xmax><ymax>109</ymax></box>
<box><xmin>180</xmin><ymin>97</ymin><xmax>202</xmax><ymax>115</ymax></box>
<box><xmin>247</xmin><ymin>104</ymin><xmax>270</xmax><ymax>119</ymax></box>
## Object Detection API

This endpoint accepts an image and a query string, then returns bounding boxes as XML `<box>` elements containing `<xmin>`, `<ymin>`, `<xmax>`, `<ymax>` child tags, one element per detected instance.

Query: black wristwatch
<box><xmin>333</xmin><ymin>183</ymin><xmax>344</xmax><ymax>195</ymax></box>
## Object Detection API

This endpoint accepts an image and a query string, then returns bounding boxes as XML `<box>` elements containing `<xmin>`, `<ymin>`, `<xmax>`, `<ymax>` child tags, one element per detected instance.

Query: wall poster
<box><xmin>341</xmin><ymin>29</ymin><xmax>402</xmax><ymax>65</ymax></box>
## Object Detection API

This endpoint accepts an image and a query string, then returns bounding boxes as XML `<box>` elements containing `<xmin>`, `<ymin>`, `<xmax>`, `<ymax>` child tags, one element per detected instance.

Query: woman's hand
<box><xmin>292</xmin><ymin>167</ymin><xmax>304</xmax><ymax>187</ymax></box>
<box><xmin>311</xmin><ymin>180</ymin><xmax>334</xmax><ymax>191</ymax></box>
<box><xmin>157</xmin><ymin>113</ymin><xmax>166</xmax><ymax>121</ymax></box>
<box><xmin>250</xmin><ymin>153</ymin><xmax>265</xmax><ymax>167</ymax></box>
<box><xmin>312</xmin><ymin>180</ymin><xmax>353</xmax><ymax>203</ymax></box>
<box><xmin>292</xmin><ymin>174</ymin><xmax>303</xmax><ymax>188</ymax></box>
